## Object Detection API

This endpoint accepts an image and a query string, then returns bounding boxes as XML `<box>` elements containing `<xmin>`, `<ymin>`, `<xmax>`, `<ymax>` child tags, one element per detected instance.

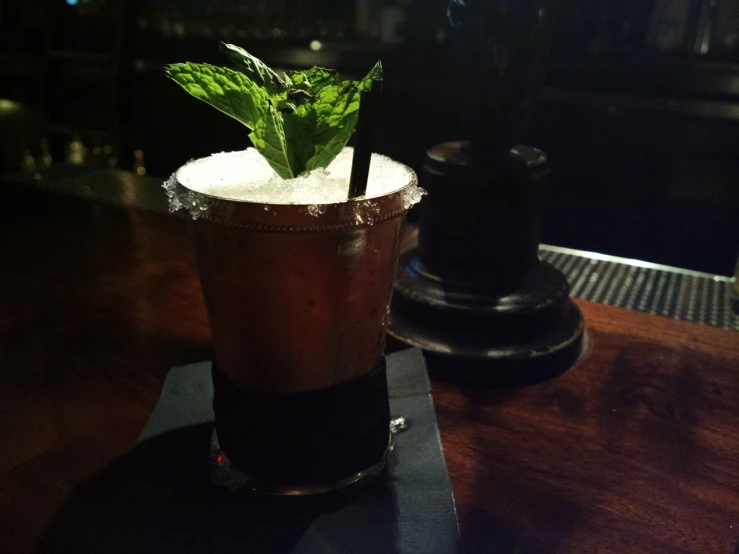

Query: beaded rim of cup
<box><xmin>168</xmin><ymin>167</ymin><xmax>421</xmax><ymax>233</ymax></box>
<box><xmin>192</xmin><ymin>206</ymin><xmax>411</xmax><ymax>233</ymax></box>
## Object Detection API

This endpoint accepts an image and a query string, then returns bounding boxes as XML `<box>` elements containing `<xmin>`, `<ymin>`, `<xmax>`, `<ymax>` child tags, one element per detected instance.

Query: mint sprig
<box><xmin>166</xmin><ymin>44</ymin><xmax>382</xmax><ymax>179</ymax></box>
<box><xmin>165</xmin><ymin>63</ymin><xmax>269</xmax><ymax>129</ymax></box>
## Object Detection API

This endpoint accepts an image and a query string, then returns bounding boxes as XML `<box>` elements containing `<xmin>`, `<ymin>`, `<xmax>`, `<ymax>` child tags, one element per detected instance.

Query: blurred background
<box><xmin>1</xmin><ymin>0</ymin><xmax>738</xmax><ymax>276</ymax></box>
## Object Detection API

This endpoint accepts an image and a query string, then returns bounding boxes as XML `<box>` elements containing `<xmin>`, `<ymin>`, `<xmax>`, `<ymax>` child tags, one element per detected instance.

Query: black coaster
<box><xmin>37</xmin><ymin>349</ymin><xmax>462</xmax><ymax>554</ymax></box>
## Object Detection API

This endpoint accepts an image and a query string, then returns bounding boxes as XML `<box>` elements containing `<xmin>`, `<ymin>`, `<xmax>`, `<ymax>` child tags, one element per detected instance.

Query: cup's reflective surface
<box><xmin>179</xmin><ymin>180</ymin><xmax>416</xmax><ymax>394</ymax></box>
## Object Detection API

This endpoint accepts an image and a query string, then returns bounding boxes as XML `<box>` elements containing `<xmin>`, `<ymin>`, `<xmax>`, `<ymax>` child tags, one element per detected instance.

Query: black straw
<box><xmin>348</xmin><ymin>78</ymin><xmax>382</xmax><ymax>199</ymax></box>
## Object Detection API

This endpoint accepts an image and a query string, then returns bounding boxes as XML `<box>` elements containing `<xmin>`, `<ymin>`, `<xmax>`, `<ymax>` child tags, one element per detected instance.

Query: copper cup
<box><xmin>171</xmin><ymin>162</ymin><xmax>419</xmax><ymax>492</ymax></box>
<box><xmin>179</xmin><ymin>184</ymin><xmax>416</xmax><ymax>392</ymax></box>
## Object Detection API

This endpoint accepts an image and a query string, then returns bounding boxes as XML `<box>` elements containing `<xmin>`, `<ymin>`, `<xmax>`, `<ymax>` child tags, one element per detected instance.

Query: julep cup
<box><xmin>168</xmin><ymin>151</ymin><xmax>421</xmax><ymax>494</ymax></box>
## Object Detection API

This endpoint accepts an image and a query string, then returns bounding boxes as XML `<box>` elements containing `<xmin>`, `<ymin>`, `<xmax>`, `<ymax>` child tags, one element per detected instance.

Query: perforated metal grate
<box><xmin>540</xmin><ymin>246</ymin><xmax>737</xmax><ymax>331</ymax></box>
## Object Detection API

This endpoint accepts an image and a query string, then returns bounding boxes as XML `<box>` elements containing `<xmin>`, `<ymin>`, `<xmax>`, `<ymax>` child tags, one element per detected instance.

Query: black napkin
<box><xmin>38</xmin><ymin>349</ymin><xmax>461</xmax><ymax>554</ymax></box>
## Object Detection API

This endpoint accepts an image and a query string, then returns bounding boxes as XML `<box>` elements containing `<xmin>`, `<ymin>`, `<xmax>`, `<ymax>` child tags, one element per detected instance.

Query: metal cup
<box><xmin>172</xmin><ymin>163</ymin><xmax>418</xmax><ymax>492</ymax></box>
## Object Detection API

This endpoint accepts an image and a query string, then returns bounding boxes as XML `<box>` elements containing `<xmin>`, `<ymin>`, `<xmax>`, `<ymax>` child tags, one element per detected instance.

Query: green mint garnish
<box><xmin>166</xmin><ymin>43</ymin><xmax>382</xmax><ymax>179</ymax></box>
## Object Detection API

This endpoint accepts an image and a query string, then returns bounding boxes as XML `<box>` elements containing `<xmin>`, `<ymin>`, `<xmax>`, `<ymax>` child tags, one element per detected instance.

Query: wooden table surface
<box><xmin>1</xmin><ymin>186</ymin><xmax>738</xmax><ymax>554</ymax></box>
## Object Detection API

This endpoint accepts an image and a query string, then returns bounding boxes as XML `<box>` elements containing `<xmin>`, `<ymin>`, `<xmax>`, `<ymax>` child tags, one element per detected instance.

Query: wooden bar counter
<box><xmin>1</xmin><ymin>183</ymin><xmax>737</xmax><ymax>553</ymax></box>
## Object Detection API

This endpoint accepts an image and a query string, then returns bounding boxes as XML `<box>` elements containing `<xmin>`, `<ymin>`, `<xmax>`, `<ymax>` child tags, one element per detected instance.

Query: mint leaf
<box><xmin>302</xmin><ymin>81</ymin><xmax>362</xmax><ymax>172</ymax></box>
<box><xmin>311</xmin><ymin>81</ymin><xmax>361</xmax><ymax>134</ymax></box>
<box><xmin>358</xmin><ymin>60</ymin><xmax>384</xmax><ymax>91</ymax></box>
<box><xmin>306</xmin><ymin>127</ymin><xmax>357</xmax><ymax>173</ymax></box>
<box><xmin>166</xmin><ymin>62</ymin><xmax>269</xmax><ymax>130</ymax></box>
<box><xmin>299</xmin><ymin>61</ymin><xmax>383</xmax><ymax>172</ymax></box>
<box><xmin>249</xmin><ymin>106</ymin><xmax>313</xmax><ymax>179</ymax></box>
<box><xmin>286</xmin><ymin>67</ymin><xmax>339</xmax><ymax>95</ymax></box>
<box><xmin>248</xmin><ymin>61</ymin><xmax>383</xmax><ymax>176</ymax></box>
<box><xmin>219</xmin><ymin>42</ymin><xmax>286</xmax><ymax>98</ymax></box>
<box><xmin>167</xmin><ymin>46</ymin><xmax>383</xmax><ymax>179</ymax></box>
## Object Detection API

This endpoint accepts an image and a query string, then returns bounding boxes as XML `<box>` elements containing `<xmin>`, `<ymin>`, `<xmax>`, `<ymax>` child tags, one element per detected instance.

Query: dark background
<box><xmin>1</xmin><ymin>0</ymin><xmax>738</xmax><ymax>275</ymax></box>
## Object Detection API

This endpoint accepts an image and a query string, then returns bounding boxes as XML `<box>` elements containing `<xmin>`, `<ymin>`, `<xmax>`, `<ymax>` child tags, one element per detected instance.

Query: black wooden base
<box><xmin>389</xmin><ymin>250</ymin><xmax>586</xmax><ymax>387</ymax></box>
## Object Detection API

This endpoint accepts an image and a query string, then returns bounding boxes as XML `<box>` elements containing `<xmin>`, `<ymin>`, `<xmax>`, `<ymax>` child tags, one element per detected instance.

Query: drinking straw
<box><xmin>348</xmin><ymin>77</ymin><xmax>383</xmax><ymax>199</ymax></box>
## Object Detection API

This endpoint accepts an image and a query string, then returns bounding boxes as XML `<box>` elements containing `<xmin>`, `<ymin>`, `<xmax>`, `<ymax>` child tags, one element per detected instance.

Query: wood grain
<box><xmin>1</xmin><ymin>186</ymin><xmax>737</xmax><ymax>553</ymax></box>
<box><xmin>436</xmin><ymin>303</ymin><xmax>739</xmax><ymax>553</ymax></box>
<box><xmin>0</xmin><ymin>189</ymin><xmax>211</xmax><ymax>553</ymax></box>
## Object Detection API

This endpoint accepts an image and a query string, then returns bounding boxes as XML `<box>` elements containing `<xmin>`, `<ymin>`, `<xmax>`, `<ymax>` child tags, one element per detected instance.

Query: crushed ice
<box><xmin>163</xmin><ymin>147</ymin><xmax>425</xmax><ymax>219</ymax></box>
<box><xmin>306</xmin><ymin>204</ymin><xmax>327</xmax><ymax>217</ymax></box>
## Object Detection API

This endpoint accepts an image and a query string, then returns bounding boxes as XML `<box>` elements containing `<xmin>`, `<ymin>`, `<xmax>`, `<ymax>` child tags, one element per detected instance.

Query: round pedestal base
<box><xmin>389</xmin><ymin>249</ymin><xmax>586</xmax><ymax>387</ymax></box>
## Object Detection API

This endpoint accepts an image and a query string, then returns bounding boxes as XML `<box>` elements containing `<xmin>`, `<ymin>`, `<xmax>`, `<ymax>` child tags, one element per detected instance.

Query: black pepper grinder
<box><xmin>389</xmin><ymin>0</ymin><xmax>586</xmax><ymax>386</ymax></box>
